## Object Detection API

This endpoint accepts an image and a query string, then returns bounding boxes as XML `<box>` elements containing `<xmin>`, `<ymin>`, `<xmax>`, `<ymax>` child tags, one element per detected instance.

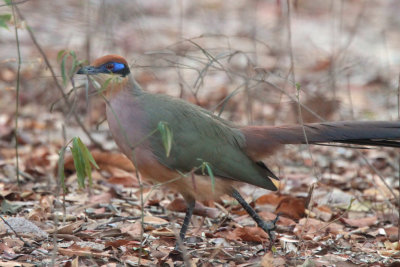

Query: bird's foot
<box><xmin>169</xmin><ymin>240</ymin><xmax>188</xmax><ymax>262</ymax></box>
<box><xmin>173</xmin><ymin>242</ymin><xmax>182</xmax><ymax>252</ymax></box>
<box><xmin>258</xmin><ymin>213</ymin><xmax>280</xmax><ymax>243</ymax></box>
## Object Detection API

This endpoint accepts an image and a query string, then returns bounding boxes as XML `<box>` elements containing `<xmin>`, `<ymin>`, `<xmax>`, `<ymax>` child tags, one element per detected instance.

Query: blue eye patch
<box><xmin>101</xmin><ymin>62</ymin><xmax>125</xmax><ymax>72</ymax></box>
<box><xmin>99</xmin><ymin>61</ymin><xmax>130</xmax><ymax>76</ymax></box>
<box><xmin>112</xmin><ymin>62</ymin><xmax>125</xmax><ymax>71</ymax></box>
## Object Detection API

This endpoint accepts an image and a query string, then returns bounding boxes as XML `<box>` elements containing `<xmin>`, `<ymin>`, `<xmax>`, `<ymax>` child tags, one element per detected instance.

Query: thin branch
<box><xmin>11</xmin><ymin>0</ymin><xmax>21</xmax><ymax>185</ymax></box>
<box><xmin>14</xmin><ymin>6</ymin><xmax>103</xmax><ymax>149</ymax></box>
<box><xmin>0</xmin><ymin>0</ymin><xmax>29</xmax><ymax>8</ymax></box>
<box><xmin>0</xmin><ymin>215</ymin><xmax>31</xmax><ymax>247</ymax></box>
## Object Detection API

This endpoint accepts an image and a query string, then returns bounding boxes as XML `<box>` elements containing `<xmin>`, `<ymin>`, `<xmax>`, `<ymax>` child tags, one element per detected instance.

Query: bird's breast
<box><xmin>106</xmin><ymin>91</ymin><xmax>149</xmax><ymax>158</ymax></box>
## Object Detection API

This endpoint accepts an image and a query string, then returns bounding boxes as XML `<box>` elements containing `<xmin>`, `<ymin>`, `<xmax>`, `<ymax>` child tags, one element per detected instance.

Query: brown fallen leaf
<box><xmin>256</xmin><ymin>193</ymin><xmax>284</xmax><ymax>206</ymax></box>
<box><xmin>40</xmin><ymin>195</ymin><xmax>54</xmax><ymax>213</ymax></box>
<box><xmin>105</xmin><ymin>239</ymin><xmax>140</xmax><ymax>248</ymax></box>
<box><xmin>261</xmin><ymin>251</ymin><xmax>286</xmax><ymax>267</ymax></box>
<box><xmin>385</xmin><ymin>226</ymin><xmax>399</xmax><ymax>242</ymax></box>
<box><xmin>166</xmin><ymin>198</ymin><xmax>187</xmax><ymax>212</ymax></box>
<box><xmin>216</xmin><ymin>226</ymin><xmax>269</xmax><ymax>243</ymax></box>
<box><xmin>121</xmin><ymin>221</ymin><xmax>142</xmax><ymax>240</ymax></box>
<box><xmin>383</xmin><ymin>240</ymin><xmax>400</xmax><ymax>251</ymax></box>
<box><xmin>275</xmin><ymin>196</ymin><xmax>305</xmax><ymax>220</ymax></box>
<box><xmin>143</xmin><ymin>215</ymin><xmax>169</xmax><ymax>226</ymax></box>
<box><xmin>294</xmin><ymin>218</ymin><xmax>344</xmax><ymax>239</ymax></box>
<box><xmin>0</xmin><ymin>242</ymin><xmax>15</xmax><ymax>255</ymax></box>
<box><xmin>259</xmin><ymin>211</ymin><xmax>296</xmax><ymax>227</ymax></box>
<box><xmin>89</xmin><ymin>192</ymin><xmax>112</xmax><ymax>204</ymax></box>
<box><xmin>341</xmin><ymin>215</ymin><xmax>377</xmax><ymax>228</ymax></box>
<box><xmin>53</xmin><ymin>221</ymin><xmax>83</xmax><ymax>235</ymax></box>
<box><xmin>58</xmin><ymin>247</ymin><xmax>110</xmax><ymax>258</ymax></box>
<box><xmin>313</xmin><ymin>205</ymin><xmax>333</xmax><ymax>222</ymax></box>
<box><xmin>28</xmin><ymin>207</ymin><xmax>48</xmax><ymax>221</ymax></box>
<box><xmin>25</xmin><ymin>147</ymin><xmax>51</xmax><ymax>173</ymax></box>
<box><xmin>152</xmin><ymin>227</ymin><xmax>175</xmax><ymax>237</ymax></box>
<box><xmin>0</xmin><ymin>261</ymin><xmax>34</xmax><ymax>267</ymax></box>
<box><xmin>70</xmin><ymin>256</ymin><xmax>79</xmax><ymax>267</ymax></box>
<box><xmin>121</xmin><ymin>255</ymin><xmax>153</xmax><ymax>266</ymax></box>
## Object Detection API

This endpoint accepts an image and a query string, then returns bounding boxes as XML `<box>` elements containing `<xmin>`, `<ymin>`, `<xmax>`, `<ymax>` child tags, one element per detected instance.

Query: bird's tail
<box><xmin>241</xmin><ymin>121</ymin><xmax>400</xmax><ymax>160</ymax></box>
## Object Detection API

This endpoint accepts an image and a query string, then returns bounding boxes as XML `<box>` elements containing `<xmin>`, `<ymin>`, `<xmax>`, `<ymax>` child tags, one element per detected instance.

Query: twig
<box><xmin>51</xmin><ymin>124</ymin><xmax>67</xmax><ymax>267</ymax></box>
<box><xmin>11</xmin><ymin>0</ymin><xmax>21</xmax><ymax>185</ymax></box>
<box><xmin>0</xmin><ymin>0</ymin><xmax>29</xmax><ymax>8</ymax></box>
<box><xmin>346</xmin><ymin>72</ymin><xmax>355</xmax><ymax>119</ymax></box>
<box><xmin>0</xmin><ymin>215</ymin><xmax>31</xmax><ymax>247</ymax></box>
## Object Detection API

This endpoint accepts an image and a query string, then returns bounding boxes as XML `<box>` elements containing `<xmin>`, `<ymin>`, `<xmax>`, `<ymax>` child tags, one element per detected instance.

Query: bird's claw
<box><xmin>260</xmin><ymin>213</ymin><xmax>280</xmax><ymax>242</ymax></box>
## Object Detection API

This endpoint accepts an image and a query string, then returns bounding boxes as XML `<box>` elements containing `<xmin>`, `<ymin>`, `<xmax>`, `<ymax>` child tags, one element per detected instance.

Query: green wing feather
<box><xmin>140</xmin><ymin>93</ymin><xmax>278</xmax><ymax>191</ymax></box>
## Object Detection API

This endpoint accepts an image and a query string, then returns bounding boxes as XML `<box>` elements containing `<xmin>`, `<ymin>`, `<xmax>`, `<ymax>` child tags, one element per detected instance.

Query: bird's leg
<box><xmin>174</xmin><ymin>199</ymin><xmax>195</xmax><ymax>250</ymax></box>
<box><xmin>231</xmin><ymin>189</ymin><xmax>279</xmax><ymax>243</ymax></box>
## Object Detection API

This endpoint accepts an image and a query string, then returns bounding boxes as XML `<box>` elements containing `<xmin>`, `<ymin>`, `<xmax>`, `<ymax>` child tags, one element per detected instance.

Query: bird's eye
<box><xmin>105</xmin><ymin>63</ymin><xmax>114</xmax><ymax>70</ymax></box>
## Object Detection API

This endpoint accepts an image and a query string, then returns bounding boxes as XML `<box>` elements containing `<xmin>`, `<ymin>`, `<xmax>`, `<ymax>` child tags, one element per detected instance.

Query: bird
<box><xmin>77</xmin><ymin>54</ymin><xmax>400</xmax><ymax>247</ymax></box>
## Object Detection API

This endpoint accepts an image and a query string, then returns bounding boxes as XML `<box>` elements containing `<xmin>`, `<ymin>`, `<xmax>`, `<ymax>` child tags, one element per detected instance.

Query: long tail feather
<box><xmin>241</xmin><ymin>121</ymin><xmax>400</xmax><ymax>160</ymax></box>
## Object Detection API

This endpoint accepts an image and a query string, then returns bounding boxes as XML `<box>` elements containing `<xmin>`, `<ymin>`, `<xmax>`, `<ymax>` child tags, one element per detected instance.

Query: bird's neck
<box><xmin>94</xmin><ymin>73</ymin><xmax>143</xmax><ymax>98</ymax></box>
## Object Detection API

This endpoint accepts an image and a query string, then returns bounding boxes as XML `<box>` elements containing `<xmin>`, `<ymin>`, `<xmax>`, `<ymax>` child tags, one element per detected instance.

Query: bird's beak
<box><xmin>76</xmin><ymin>65</ymin><xmax>101</xmax><ymax>75</ymax></box>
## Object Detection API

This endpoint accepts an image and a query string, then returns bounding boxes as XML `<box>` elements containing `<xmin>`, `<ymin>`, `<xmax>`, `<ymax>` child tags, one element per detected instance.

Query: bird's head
<box><xmin>77</xmin><ymin>55</ymin><xmax>131</xmax><ymax>90</ymax></box>
<box><xmin>77</xmin><ymin>54</ymin><xmax>130</xmax><ymax>77</ymax></box>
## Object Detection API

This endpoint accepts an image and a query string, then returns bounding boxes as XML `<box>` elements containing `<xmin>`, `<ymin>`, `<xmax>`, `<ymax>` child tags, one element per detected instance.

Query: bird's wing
<box><xmin>141</xmin><ymin>93</ymin><xmax>278</xmax><ymax>191</ymax></box>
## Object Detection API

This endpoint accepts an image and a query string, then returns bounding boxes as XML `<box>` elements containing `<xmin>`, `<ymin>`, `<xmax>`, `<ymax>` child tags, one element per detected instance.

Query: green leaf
<box><xmin>70</xmin><ymin>137</ymin><xmax>98</xmax><ymax>189</ymax></box>
<box><xmin>57</xmin><ymin>50</ymin><xmax>66</xmax><ymax>62</ymax></box>
<box><xmin>204</xmin><ymin>162</ymin><xmax>215</xmax><ymax>193</ymax></box>
<box><xmin>70</xmin><ymin>57</ymin><xmax>77</xmax><ymax>76</ymax></box>
<box><xmin>4</xmin><ymin>0</ymin><xmax>11</xmax><ymax>5</ymax></box>
<box><xmin>295</xmin><ymin>82</ymin><xmax>301</xmax><ymax>92</ymax></box>
<box><xmin>58</xmin><ymin>50</ymin><xmax>86</xmax><ymax>84</ymax></box>
<box><xmin>157</xmin><ymin>121</ymin><xmax>173</xmax><ymax>157</ymax></box>
<box><xmin>80</xmin><ymin>145</ymin><xmax>92</xmax><ymax>186</ymax></box>
<box><xmin>76</xmin><ymin>137</ymin><xmax>99</xmax><ymax>186</ymax></box>
<box><xmin>71</xmin><ymin>137</ymin><xmax>86</xmax><ymax>188</ymax></box>
<box><xmin>200</xmin><ymin>161</ymin><xmax>215</xmax><ymax>193</ymax></box>
<box><xmin>69</xmin><ymin>51</ymin><xmax>81</xmax><ymax>79</ymax></box>
<box><xmin>61</xmin><ymin>53</ymin><xmax>69</xmax><ymax>87</ymax></box>
<box><xmin>57</xmin><ymin>146</ymin><xmax>67</xmax><ymax>193</ymax></box>
<box><xmin>0</xmin><ymin>14</ymin><xmax>11</xmax><ymax>30</ymax></box>
<box><xmin>70</xmin><ymin>50</ymin><xmax>76</xmax><ymax>60</ymax></box>
<box><xmin>82</xmin><ymin>144</ymin><xmax>99</xmax><ymax>169</ymax></box>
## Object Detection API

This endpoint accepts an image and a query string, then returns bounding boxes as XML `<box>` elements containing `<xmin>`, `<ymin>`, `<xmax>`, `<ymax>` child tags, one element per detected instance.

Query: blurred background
<box><xmin>1</xmin><ymin>0</ymin><xmax>400</xmax><ymax>264</ymax></box>
<box><xmin>2</xmin><ymin>0</ymin><xmax>400</xmax><ymax>128</ymax></box>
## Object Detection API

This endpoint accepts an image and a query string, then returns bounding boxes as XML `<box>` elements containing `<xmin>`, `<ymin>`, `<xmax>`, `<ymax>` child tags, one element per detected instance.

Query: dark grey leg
<box><xmin>174</xmin><ymin>199</ymin><xmax>195</xmax><ymax>250</ymax></box>
<box><xmin>231</xmin><ymin>189</ymin><xmax>279</xmax><ymax>242</ymax></box>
